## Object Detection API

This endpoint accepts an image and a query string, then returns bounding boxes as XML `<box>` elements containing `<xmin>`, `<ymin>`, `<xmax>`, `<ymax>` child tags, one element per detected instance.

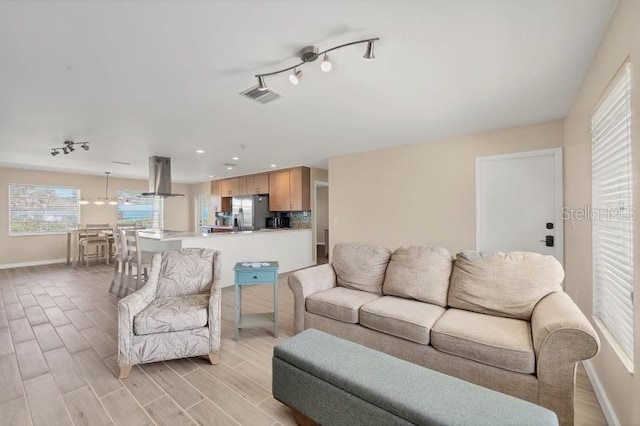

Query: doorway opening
<box><xmin>314</xmin><ymin>181</ymin><xmax>329</xmax><ymax>264</ymax></box>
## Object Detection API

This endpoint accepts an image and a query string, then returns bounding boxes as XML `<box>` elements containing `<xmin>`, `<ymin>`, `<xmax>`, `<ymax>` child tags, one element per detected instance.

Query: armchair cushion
<box><xmin>157</xmin><ymin>249</ymin><xmax>215</xmax><ymax>298</ymax></box>
<box><xmin>431</xmin><ymin>308</ymin><xmax>535</xmax><ymax>374</ymax></box>
<box><xmin>134</xmin><ymin>293</ymin><xmax>209</xmax><ymax>335</ymax></box>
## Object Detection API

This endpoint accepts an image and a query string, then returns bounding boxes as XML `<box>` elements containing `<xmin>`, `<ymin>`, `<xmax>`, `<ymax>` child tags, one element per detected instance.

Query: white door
<box><xmin>475</xmin><ymin>148</ymin><xmax>563</xmax><ymax>264</ymax></box>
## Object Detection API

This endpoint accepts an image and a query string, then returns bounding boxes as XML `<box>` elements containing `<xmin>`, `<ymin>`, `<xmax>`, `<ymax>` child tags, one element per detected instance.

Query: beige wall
<box><xmin>328</xmin><ymin>120</ymin><xmax>563</xmax><ymax>255</ymax></box>
<box><xmin>563</xmin><ymin>0</ymin><xmax>640</xmax><ymax>424</ymax></box>
<box><xmin>316</xmin><ymin>186</ymin><xmax>329</xmax><ymax>244</ymax></box>
<box><xmin>0</xmin><ymin>167</ymin><xmax>194</xmax><ymax>267</ymax></box>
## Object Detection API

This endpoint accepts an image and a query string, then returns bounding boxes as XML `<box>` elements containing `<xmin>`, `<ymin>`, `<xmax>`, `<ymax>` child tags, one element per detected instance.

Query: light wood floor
<box><xmin>0</xmin><ymin>263</ymin><xmax>607</xmax><ymax>425</ymax></box>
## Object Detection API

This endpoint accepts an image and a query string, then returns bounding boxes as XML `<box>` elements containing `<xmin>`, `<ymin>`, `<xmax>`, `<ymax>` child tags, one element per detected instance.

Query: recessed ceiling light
<box><xmin>232</xmin><ymin>156</ymin><xmax>239</xmax><ymax>161</ymax></box>
<box><xmin>226</xmin><ymin>166</ymin><xmax>233</xmax><ymax>170</ymax></box>
<box><xmin>208</xmin><ymin>175</ymin><xmax>214</xmax><ymax>178</ymax></box>
<box><xmin>270</xmin><ymin>164</ymin><xmax>277</xmax><ymax>168</ymax></box>
<box><xmin>196</xmin><ymin>150</ymin><xmax>205</xmax><ymax>154</ymax></box>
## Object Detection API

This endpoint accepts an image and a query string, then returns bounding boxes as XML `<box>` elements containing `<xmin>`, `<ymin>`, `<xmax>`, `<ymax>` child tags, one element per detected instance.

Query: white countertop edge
<box><xmin>139</xmin><ymin>228</ymin><xmax>311</xmax><ymax>241</ymax></box>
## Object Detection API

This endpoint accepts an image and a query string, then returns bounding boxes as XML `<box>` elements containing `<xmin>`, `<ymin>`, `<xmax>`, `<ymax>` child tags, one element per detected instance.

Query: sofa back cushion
<box><xmin>383</xmin><ymin>246</ymin><xmax>453</xmax><ymax>307</ymax></box>
<box><xmin>448</xmin><ymin>251</ymin><xmax>564</xmax><ymax>320</ymax></box>
<box><xmin>333</xmin><ymin>243</ymin><xmax>391</xmax><ymax>294</ymax></box>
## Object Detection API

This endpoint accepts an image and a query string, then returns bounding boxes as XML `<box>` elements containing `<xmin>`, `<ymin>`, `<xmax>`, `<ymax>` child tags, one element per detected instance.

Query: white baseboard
<box><xmin>0</xmin><ymin>258</ymin><xmax>66</xmax><ymax>270</ymax></box>
<box><xmin>583</xmin><ymin>360</ymin><xmax>620</xmax><ymax>426</ymax></box>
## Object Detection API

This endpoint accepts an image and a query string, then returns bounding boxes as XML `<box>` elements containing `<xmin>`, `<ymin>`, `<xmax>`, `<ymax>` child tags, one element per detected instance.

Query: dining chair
<box><xmin>123</xmin><ymin>229</ymin><xmax>154</xmax><ymax>293</ymax></box>
<box><xmin>109</xmin><ymin>229</ymin><xmax>129</xmax><ymax>297</ymax></box>
<box><xmin>79</xmin><ymin>227</ymin><xmax>110</xmax><ymax>266</ymax></box>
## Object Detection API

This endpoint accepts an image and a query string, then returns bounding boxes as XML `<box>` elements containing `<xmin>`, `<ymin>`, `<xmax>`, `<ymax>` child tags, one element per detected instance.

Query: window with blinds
<box><xmin>116</xmin><ymin>190</ymin><xmax>164</xmax><ymax>229</ymax></box>
<box><xmin>9</xmin><ymin>184</ymin><xmax>80</xmax><ymax>235</ymax></box>
<box><xmin>591</xmin><ymin>62</ymin><xmax>634</xmax><ymax>367</ymax></box>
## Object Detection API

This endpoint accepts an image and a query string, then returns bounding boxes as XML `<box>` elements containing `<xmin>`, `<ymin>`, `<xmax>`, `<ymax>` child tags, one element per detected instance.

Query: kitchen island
<box><xmin>138</xmin><ymin>229</ymin><xmax>313</xmax><ymax>287</ymax></box>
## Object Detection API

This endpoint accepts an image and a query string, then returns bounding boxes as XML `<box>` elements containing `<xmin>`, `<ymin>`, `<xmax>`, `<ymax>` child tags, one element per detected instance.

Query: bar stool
<box><xmin>123</xmin><ymin>230</ymin><xmax>154</xmax><ymax>293</ymax></box>
<box><xmin>79</xmin><ymin>227</ymin><xmax>110</xmax><ymax>266</ymax></box>
<box><xmin>109</xmin><ymin>229</ymin><xmax>129</xmax><ymax>297</ymax></box>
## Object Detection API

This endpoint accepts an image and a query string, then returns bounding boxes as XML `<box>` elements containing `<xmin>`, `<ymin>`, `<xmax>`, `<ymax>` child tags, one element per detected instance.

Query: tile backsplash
<box><xmin>289</xmin><ymin>211</ymin><xmax>312</xmax><ymax>229</ymax></box>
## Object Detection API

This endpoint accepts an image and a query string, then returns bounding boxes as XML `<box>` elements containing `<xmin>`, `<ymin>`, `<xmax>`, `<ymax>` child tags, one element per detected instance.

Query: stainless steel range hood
<box><xmin>142</xmin><ymin>156</ymin><xmax>185</xmax><ymax>197</ymax></box>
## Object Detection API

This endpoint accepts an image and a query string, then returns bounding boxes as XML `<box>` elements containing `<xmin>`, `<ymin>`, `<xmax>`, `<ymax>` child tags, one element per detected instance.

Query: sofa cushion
<box><xmin>134</xmin><ymin>294</ymin><xmax>209</xmax><ymax>335</ymax></box>
<box><xmin>431</xmin><ymin>308</ymin><xmax>535</xmax><ymax>374</ymax></box>
<box><xmin>306</xmin><ymin>287</ymin><xmax>382</xmax><ymax>324</ymax></box>
<box><xmin>360</xmin><ymin>296</ymin><xmax>445</xmax><ymax>345</ymax></box>
<box><xmin>332</xmin><ymin>243</ymin><xmax>391</xmax><ymax>294</ymax></box>
<box><xmin>383</xmin><ymin>246</ymin><xmax>453</xmax><ymax>307</ymax></box>
<box><xmin>448</xmin><ymin>251</ymin><xmax>564</xmax><ymax>320</ymax></box>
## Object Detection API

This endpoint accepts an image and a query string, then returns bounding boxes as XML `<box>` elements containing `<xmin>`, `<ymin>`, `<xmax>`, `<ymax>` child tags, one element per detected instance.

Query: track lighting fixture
<box><xmin>250</xmin><ymin>37</ymin><xmax>379</xmax><ymax>94</ymax></box>
<box><xmin>363</xmin><ymin>41</ymin><xmax>375</xmax><ymax>61</ymax></box>
<box><xmin>257</xmin><ymin>75</ymin><xmax>268</xmax><ymax>91</ymax></box>
<box><xmin>289</xmin><ymin>68</ymin><xmax>303</xmax><ymax>85</ymax></box>
<box><xmin>320</xmin><ymin>54</ymin><xmax>332</xmax><ymax>72</ymax></box>
<box><xmin>50</xmin><ymin>140</ymin><xmax>90</xmax><ymax>156</ymax></box>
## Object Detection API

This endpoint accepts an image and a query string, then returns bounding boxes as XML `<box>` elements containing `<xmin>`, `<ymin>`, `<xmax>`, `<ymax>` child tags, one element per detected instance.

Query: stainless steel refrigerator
<box><xmin>232</xmin><ymin>194</ymin><xmax>270</xmax><ymax>231</ymax></box>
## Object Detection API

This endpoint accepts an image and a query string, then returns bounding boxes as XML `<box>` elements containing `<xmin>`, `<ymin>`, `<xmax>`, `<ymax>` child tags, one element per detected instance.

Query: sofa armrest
<box><xmin>288</xmin><ymin>264</ymin><xmax>338</xmax><ymax>334</ymax></box>
<box><xmin>117</xmin><ymin>253</ymin><xmax>161</xmax><ymax>367</ymax></box>
<box><xmin>530</xmin><ymin>291</ymin><xmax>600</xmax><ymax>425</ymax></box>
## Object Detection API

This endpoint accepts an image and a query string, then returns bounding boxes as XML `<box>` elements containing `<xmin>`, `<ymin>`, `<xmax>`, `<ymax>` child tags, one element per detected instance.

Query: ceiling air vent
<box><xmin>239</xmin><ymin>85</ymin><xmax>282</xmax><ymax>104</ymax></box>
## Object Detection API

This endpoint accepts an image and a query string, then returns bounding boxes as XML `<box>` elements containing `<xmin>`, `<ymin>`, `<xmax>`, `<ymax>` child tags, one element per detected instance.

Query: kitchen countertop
<box><xmin>138</xmin><ymin>228</ymin><xmax>310</xmax><ymax>241</ymax></box>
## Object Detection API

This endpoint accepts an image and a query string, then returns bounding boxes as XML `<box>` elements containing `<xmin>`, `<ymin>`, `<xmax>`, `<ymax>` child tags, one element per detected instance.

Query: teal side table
<box><xmin>233</xmin><ymin>261</ymin><xmax>279</xmax><ymax>340</ymax></box>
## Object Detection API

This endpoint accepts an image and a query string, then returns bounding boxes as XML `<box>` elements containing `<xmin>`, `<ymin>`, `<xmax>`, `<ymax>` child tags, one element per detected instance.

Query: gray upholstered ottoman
<box><xmin>273</xmin><ymin>329</ymin><xmax>558</xmax><ymax>426</ymax></box>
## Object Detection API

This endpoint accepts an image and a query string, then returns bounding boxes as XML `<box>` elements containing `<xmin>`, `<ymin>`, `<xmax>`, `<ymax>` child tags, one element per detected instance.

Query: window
<box><xmin>9</xmin><ymin>184</ymin><xmax>80</xmax><ymax>235</ymax></box>
<box><xmin>116</xmin><ymin>190</ymin><xmax>163</xmax><ymax>229</ymax></box>
<box><xmin>592</xmin><ymin>62</ymin><xmax>634</xmax><ymax>368</ymax></box>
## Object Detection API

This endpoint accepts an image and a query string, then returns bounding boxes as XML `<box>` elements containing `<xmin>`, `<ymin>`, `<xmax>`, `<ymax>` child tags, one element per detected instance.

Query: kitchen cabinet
<box><xmin>210</xmin><ymin>180</ymin><xmax>221</xmax><ymax>212</ymax></box>
<box><xmin>246</xmin><ymin>173</ymin><xmax>269</xmax><ymax>195</ymax></box>
<box><xmin>269</xmin><ymin>167</ymin><xmax>310</xmax><ymax>211</ymax></box>
<box><xmin>219</xmin><ymin>177</ymin><xmax>247</xmax><ymax>197</ymax></box>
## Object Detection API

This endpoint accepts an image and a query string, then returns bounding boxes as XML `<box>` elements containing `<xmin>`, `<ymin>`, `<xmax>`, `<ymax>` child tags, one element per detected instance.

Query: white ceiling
<box><xmin>0</xmin><ymin>0</ymin><xmax>616</xmax><ymax>183</ymax></box>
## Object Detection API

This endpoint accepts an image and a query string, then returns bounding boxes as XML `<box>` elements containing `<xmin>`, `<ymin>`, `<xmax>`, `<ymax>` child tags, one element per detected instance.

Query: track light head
<box><xmin>320</xmin><ymin>54</ymin><xmax>332</xmax><ymax>72</ymax></box>
<box><xmin>289</xmin><ymin>68</ymin><xmax>303</xmax><ymax>85</ymax></box>
<box><xmin>62</xmin><ymin>147</ymin><xmax>69</xmax><ymax>154</ymax></box>
<box><xmin>363</xmin><ymin>41</ymin><xmax>375</xmax><ymax>61</ymax></box>
<box><xmin>67</xmin><ymin>144</ymin><xmax>75</xmax><ymax>152</ymax></box>
<box><xmin>82</xmin><ymin>143</ymin><xmax>89</xmax><ymax>151</ymax></box>
<box><xmin>257</xmin><ymin>75</ymin><xmax>268</xmax><ymax>91</ymax></box>
<box><xmin>51</xmin><ymin>149</ymin><xmax>59</xmax><ymax>156</ymax></box>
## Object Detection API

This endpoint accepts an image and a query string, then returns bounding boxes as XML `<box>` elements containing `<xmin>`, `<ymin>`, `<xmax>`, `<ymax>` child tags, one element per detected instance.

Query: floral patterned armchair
<box><xmin>117</xmin><ymin>248</ymin><xmax>221</xmax><ymax>378</ymax></box>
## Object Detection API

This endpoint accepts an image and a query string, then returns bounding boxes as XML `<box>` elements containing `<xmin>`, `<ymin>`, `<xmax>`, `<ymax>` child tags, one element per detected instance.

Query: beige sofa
<box><xmin>288</xmin><ymin>243</ymin><xmax>600</xmax><ymax>426</ymax></box>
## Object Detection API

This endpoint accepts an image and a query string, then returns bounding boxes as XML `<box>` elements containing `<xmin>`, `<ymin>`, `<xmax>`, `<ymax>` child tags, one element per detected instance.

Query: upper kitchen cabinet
<box><xmin>246</xmin><ymin>173</ymin><xmax>269</xmax><ymax>195</ymax></box>
<box><xmin>219</xmin><ymin>177</ymin><xmax>247</xmax><ymax>197</ymax></box>
<box><xmin>289</xmin><ymin>167</ymin><xmax>310</xmax><ymax>211</ymax></box>
<box><xmin>269</xmin><ymin>167</ymin><xmax>310</xmax><ymax>211</ymax></box>
<box><xmin>210</xmin><ymin>180</ymin><xmax>221</xmax><ymax>212</ymax></box>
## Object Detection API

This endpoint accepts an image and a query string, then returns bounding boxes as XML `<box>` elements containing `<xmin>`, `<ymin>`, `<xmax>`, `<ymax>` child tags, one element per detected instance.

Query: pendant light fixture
<box><xmin>80</xmin><ymin>171</ymin><xmax>119</xmax><ymax>206</ymax></box>
<box><xmin>250</xmin><ymin>37</ymin><xmax>379</xmax><ymax>92</ymax></box>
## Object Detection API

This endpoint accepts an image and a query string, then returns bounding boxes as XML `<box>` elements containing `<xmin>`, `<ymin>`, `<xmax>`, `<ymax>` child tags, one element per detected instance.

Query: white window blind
<box><xmin>9</xmin><ymin>184</ymin><xmax>80</xmax><ymax>235</ymax></box>
<box><xmin>116</xmin><ymin>190</ymin><xmax>163</xmax><ymax>229</ymax></box>
<box><xmin>591</xmin><ymin>62</ymin><xmax>634</xmax><ymax>365</ymax></box>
